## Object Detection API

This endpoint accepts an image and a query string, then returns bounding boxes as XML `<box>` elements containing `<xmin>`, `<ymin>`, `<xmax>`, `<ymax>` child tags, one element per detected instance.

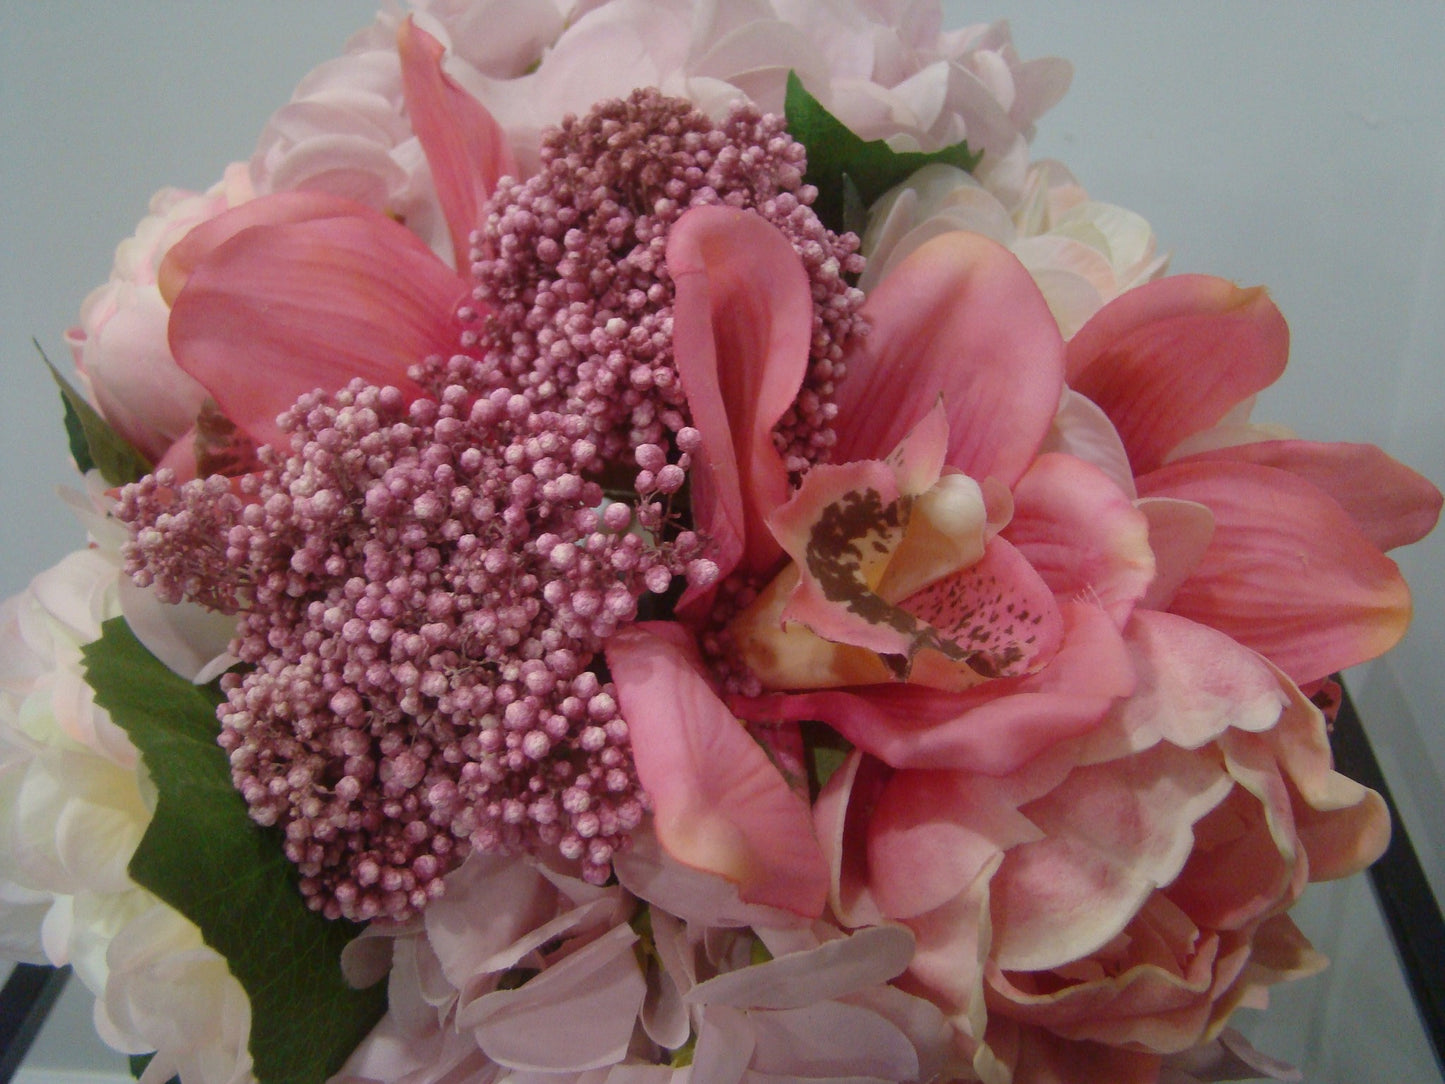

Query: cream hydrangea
<box><xmin>861</xmin><ymin>160</ymin><xmax>1167</xmax><ymax>337</ymax></box>
<box><xmin>0</xmin><ymin>540</ymin><xmax>251</xmax><ymax>1084</ymax></box>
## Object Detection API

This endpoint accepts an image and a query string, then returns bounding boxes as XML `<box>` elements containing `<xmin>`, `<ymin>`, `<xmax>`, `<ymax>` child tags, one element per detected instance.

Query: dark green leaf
<box><xmin>784</xmin><ymin>71</ymin><xmax>983</xmax><ymax>234</ymax></box>
<box><xmin>83</xmin><ymin>618</ymin><xmax>386</xmax><ymax>1084</ymax></box>
<box><xmin>39</xmin><ymin>344</ymin><xmax>151</xmax><ymax>485</ymax></box>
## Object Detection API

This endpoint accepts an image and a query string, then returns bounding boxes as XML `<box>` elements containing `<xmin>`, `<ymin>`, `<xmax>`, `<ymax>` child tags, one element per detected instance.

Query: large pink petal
<box><xmin>669</xmin><ymin>205</ymin><xmax>814</xmax><ymax>591</ymax></box>
<box><xmin>398</xmin><ymin>18</ymin><xmax>518</xmax><ymax>270</ymax></box>
<box><xmin>990</xmin><ymin>742</ymin><xmax>1235</xmax><ymax>972</ymax></box>
<box><xmin>1002</xmin><ymin>452</ymin><xmax>1154</xmax><ymax>629</ymax></box>
<box><xmin>1138</xmin><ymin>459</ymin><xmax>1414</xmax><ymax>685</ymax></box>
<box><xmin>834</xmin><ymin>231</ymin><xmax>1065</xmax><ymax>487</ymax></box>
<box><xmin>1066</xmin><ymin>276</ymin><xmax>1289</xmax><ymax>475</ymax></box>
<box><xmin>605</xmin><ymin>622</ymin><xmax>827</xmax><ymax>917</ymax></box>
<box><xmin>1173</xmin><ymin>439</ymin><xmax>1442</xmax><ymax>553</ymax></box>
<box><xmin>169</xmin><ymin>204</ymin><xmax>463</xmax><ymax>448</ymax></box>
<box><xmin>736</xmin><ymin>601</ymin><xmax>1134</xmax><ymax>775</ymax></box>
<box><xmin>158</xmin><ymin>190</ymin><xmax>358</xmax><ymax>305</ymax></box>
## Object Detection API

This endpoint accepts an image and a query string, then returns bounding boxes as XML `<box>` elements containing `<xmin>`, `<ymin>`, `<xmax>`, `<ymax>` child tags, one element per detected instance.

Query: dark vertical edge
<box><xmin>1330</xmin><ymin>681</ymin><xmax>1445</xmax><ymax>1078</ymax></box>
<box><xmin>0</xmin><ymin>964</ymin><xmax>69</xmax><ymax>1083</ymax></box>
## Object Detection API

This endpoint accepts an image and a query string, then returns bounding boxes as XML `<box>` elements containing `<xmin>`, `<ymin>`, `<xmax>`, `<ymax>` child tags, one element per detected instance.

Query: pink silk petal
<box><xmin>157</xmin><ymin>190</ymin><xmax>366</xmax><ymax>306</ymax></box>
<box><xmin>169</xmin><ymin>210</ymin><xmax>462</xmax><ymax>448</ymax></box>
<box><xmin>605</xmin><ymin>623</ymin><xmax>827</xmax><ymax>917</ymax></box>
<box><xmin>736</xmin><ymin>601</ymin><xmax>1134</xmax><ymax>775</ymax></box>
<box><xmin>1256</xmin><ymin>669</ymin><xmax>1389</xmax><ymax>882</ymax></box>
<box><xmin>990</xmin><ymin>742</ymin><xmax>1235</xmax><ymax>972</ymax></box>
<box><xmin>834</xmin><ymin>231</ymin><xmax>1065</xmax><ymax>487</ymax></box>
<box><xmin>1081</xmin><ymin>611</ymin><xmax>1287</xmax><ymax>763</ymax></box>
<box><xmin>813</xmin><ymin>751</ymin><xmax>890</xmax><ymax>929</ymax></box>
<box><xmin>1066</xmin><ymin>276</ymin><xmax>1289</xmax><ymax>475</ymax></box>
<box><xmin>1002</xmin><ymin>452</ymin><xmax>1154</xmax><ymax>629</ymax></box>
<box><xmin>867</xmin><ymin>769</ymin><xmax>1042</xmax><ymax>920</ymax></box>
<box><xmin>1138</xmin><ymin>460</ymin><xmax>1414</xmax><ymax>686</ymax></box>
<box><xmin>1173</xmin><ymin>439</ymin><xmax>1443</xmax><ymax>553</ymax></box>
<box><xmin>398</xmin><ymin>18</ymin><xmax>518</xmax><ymax>270</ymax></box>
<box><xmin>994</xmin><ymin>1021</ymin><xmax>1164</xmax><ymax>1084</ymax></box>
<box><xmin>668</xmin><ymin>205</ymin><xmax>815</xmax><ymax>591</ymax></box>
<box><xmin>1164</xmin><ymin>753</ymin><xmax>1300</xmax><ymax>931</ymax></box>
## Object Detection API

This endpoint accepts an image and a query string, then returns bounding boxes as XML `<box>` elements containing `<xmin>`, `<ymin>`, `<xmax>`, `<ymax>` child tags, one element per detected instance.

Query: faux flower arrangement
<box><xmin>2</xmin><ymin>3</ymin><xmax>1439</xmax><ymax>1083</ymax></box>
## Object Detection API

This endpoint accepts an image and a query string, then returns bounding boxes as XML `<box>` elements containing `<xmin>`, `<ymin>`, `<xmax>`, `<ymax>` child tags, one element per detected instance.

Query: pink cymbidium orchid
<box><xmin>673</xmin><ymin>219</ymin><xmax>1152</xmax><ymax>778</ymax></box>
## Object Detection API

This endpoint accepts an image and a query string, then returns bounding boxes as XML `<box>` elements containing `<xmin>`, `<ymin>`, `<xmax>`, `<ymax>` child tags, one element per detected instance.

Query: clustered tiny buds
<box><xmin>118</xmin><ymin>89</ymin><xmax>866</xmax><ymax>922</ymax></box>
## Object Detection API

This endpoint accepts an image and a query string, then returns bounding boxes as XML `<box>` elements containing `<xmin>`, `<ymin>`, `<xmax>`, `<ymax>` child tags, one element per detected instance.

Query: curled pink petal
<box><xmin>1002</xmin><ymin>452</ymin><xmax>1153</xmax><ymax>628</ymax></box>
<box><xmin>158</xmin><ymin>189</ymin><xmax>360</xmax><ymax>305</ymax></box>
<box><xmin>1067</xmin><ymin>276</ymin><xmax>1289</xmax><ymax>475</ymax></box>
<box><xmin>669</xmin><ymin>205</ymin><xmax>814</xmax><ymax>590</ymax></box>
<box><xmin>398</xmin><ymin>18</ymin><xmax>518</xmax><ymax>269</ymax></box>
<box><xmin>1135</xmin><ymin>498</ymin><xmax>1215</xmax><ymax>612</ymax></box>
<box><xmin>606</xmin><ymin>623</ymin><xmax>827</xmax><ymax>917</ymax></box>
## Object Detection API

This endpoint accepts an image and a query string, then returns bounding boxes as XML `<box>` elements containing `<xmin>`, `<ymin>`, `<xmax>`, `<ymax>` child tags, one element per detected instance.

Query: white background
<box><xmin>1</xmin><ymin>3</ymin><xmax>1441</xmax><ymax>1081</ymax></box>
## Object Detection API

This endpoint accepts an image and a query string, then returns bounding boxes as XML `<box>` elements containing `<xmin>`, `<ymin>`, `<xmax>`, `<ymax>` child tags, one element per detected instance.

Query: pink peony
<box><xmin>816</xmin><ymin>613</ymin><xmax>1389</xmax><ymax>1082</ymax></box>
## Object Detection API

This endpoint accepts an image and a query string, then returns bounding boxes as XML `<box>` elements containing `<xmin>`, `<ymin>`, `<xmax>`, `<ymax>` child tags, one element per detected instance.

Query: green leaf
<box><xmin>82</xmin><ymin>618</ymin><xmax>386</xmax><ymax>1084</ymax></box>
<box><xmin>39</xmin><ymin>344</ymin><xmax>151</xmax><ymax>485</ymax></box>
<box><xmin>784</xmin><ymin>71</ymin><xmax>983</xmax><ymax>235</ymax></box>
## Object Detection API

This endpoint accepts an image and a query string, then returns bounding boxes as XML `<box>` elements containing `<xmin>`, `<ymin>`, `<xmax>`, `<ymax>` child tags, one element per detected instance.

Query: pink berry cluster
<box><xmin>121</xmin><ymin>371</ymin><xmax>711</xmax><ymax>921</ymax></box>
<box><xmin>119</xmin><ymin>89</ymin><xmax>868</xmax><ymax>923</ymax></box>
<box><xmin>471</xmin><ymin>87</ymin><xmax>867</xmax><ymax>475</ymax></box>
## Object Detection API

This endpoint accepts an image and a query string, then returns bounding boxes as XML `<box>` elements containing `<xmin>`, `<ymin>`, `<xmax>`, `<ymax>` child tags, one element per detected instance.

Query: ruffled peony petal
<box><xmin>1255</xmin><ymin>670</ymin><xmax>1389</xmax><ymax>881</ymax></box>
<box><xmin>1079</xmin><ymin>611</ymin><xmax>1288</xmax><ymax>761</ymax></box>
<box><xmin>738</xmin><ymin>601</ymin><xmax>1133</xmax><ymax>775</ymax></box>
<box><xmin>989</xmin><ymin>741</ymin><xmax>1235</xmax><ymax>972</ymax></box>
<box><xmin>668</xmin><ymin>205</ymin><xmax>814</xmax><ymax>591</ymax></box>
<box><xmin>867</xmin><ymin>770</ymin><xmax>1042</xmax><ymax>920</ymax></box>
<box><xmin>168</xmin><ymin>198</ymin><xmax>463</xmax><ymax>448</ymax></box>
<box><xmin>1066</xmin><ymin>276</ymin><xmax>1289</xmax><ymax>475</ymax></box>
<box><xmin>1002</xmin><ymin>452</ymin><xmax>1153</xmax><ymax>628</ymax></box>
<box><xmin>1138</xmin><ymin>460</ymin><xmax>1414</xmax><ymax>685</ymax></box>
<box><xmin>606</xmin><ymin>623</ymin><xmax>827</xmax><ymax>917</ymax></box>
<box><xmin>1174</xmin><ymin>439</ymin><xmax>1442</xmax><ymax>553</ymax></box>
<box><xmin>398</xmin><ymin>18</ymin><xmax>518</xmax><ymax>268</ymax></box>
<box><xmin>833</xmin><ymin>231</ymin><xmax>1065</xmax><ymax>487</ymax></box>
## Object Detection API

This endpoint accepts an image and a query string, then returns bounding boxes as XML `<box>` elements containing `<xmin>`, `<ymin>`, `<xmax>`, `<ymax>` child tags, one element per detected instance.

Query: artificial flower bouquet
<box><xmin>2</xmin><ymin>3</ymin><xmax>1440</xmax><ymax>1083</ymax></box>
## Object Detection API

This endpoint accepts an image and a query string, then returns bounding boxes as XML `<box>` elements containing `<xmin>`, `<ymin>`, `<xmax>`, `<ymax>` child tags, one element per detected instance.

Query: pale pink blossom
<box><xmin>66</xmin><ymin>166</ymin><xmax>253</xmax><ymax>466</ymax></box>
<box><xmin>861</xmin><ymin>160</ymin><xmax>1166</xmax><ymax>336</ymax></box>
